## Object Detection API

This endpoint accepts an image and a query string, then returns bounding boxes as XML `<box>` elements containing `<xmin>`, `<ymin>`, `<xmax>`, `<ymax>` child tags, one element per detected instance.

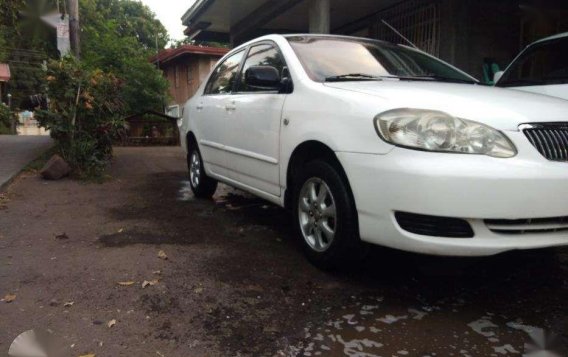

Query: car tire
<box><xmin>187</xmin><ymin>144</ymin><xmax>218</xmax><ymax>199</ymax></box>
<box><xmin>293</xmin><ymin>159</ymin><xmax>364</xmax><ymax>269</ymax></box>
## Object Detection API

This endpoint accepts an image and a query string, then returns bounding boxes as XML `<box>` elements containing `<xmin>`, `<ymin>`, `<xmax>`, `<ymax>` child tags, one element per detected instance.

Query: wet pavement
<box><xmin>0</xmin><ymin>147</ymin><xmax>567</xmax><ymax>356</ymax></box>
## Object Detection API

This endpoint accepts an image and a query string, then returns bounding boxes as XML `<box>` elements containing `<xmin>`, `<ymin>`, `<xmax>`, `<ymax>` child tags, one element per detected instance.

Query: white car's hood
<box><xmin>509</xmin><ymin>84</ymin><xmax>568</xmax><ymax>102</ymax></box>
<box><xmin>324</xmin><ymin>81</ymin><xmax>568</xmax><ymax>131</ymax></box>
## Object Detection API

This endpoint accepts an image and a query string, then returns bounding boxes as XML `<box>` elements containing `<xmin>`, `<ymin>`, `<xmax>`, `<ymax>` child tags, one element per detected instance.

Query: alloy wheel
<box><xmin>189</xmin><ymin>151</ymin><xmax>201</xmax><ymax>188</ymax></box>
<box><xmin>298</xmin><ymin>177</ymin><xmax>337</xmax><ymax>252</ymax></box>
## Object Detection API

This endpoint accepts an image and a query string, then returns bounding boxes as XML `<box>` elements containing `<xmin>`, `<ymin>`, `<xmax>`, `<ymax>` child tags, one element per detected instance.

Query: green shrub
<box><xmin>0</xmin><ymin>103</ymin><xmax>15</xmax><ymax>134</ymax></box>
<box><xmin>36</xmin><ymin>56</ymin><xmax>125</xmax><ymax>178</ymax></box>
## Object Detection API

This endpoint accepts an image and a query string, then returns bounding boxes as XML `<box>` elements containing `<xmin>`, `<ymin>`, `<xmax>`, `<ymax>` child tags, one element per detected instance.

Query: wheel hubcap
<box><xmin>298</xmin><ymin>178</ymin><xmax>337</xmax><ymax>252</ymax></box>
<box><xmin>189</xmin><ymin>152</ymin><xmax>201</xmax><ymax>188</ymax></box>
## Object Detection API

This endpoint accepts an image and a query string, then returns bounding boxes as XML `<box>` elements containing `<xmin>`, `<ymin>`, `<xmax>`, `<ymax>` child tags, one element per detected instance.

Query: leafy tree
<box><xmin>0</xmin><ymin>0</ymin><xmax>57</xmax><ymax>107</ymax></box>
<box><xmin>80</xmin><ymin>0</ymin><xmax>169</xmax><ymax>114</ymax></box>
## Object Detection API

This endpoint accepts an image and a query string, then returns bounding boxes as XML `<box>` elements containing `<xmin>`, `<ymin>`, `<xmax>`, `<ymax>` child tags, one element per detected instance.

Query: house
<box><xmin>151</xmin><ymin>45</ymin><xmax>229</xmax><ymax>117</ymax></box>
<box><xmin>181</xmin><ymin>0</ymin><xmax>568</xmax><ymax>80</ymax></box>
<box><xmin>0</xmin><ymin>63</ymin><xmax>10</xmax><ymax>103</ymax></box>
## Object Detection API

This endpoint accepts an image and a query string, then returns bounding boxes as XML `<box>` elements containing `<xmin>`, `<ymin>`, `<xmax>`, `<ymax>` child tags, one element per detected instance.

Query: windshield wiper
<box><xmin>325</xmin><ymin>73</ymin><xmax>383</xmax><ymax>82</ymax></box>
<box><xmin>397</xmin><ymin>75</ymin><xmax>477</xmax><ymax>84</ymax></box>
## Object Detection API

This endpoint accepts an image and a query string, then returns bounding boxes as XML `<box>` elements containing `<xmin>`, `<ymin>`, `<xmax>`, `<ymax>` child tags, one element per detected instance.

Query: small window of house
<box><xmin>174</xmin><ymin>65</ymin><xmax>180</xmax><ymax>88</ymax></box>
<box><xmin>187</xmin><ymin>64</ymin><xmax>194</xmax><ymax>83</ymax></box>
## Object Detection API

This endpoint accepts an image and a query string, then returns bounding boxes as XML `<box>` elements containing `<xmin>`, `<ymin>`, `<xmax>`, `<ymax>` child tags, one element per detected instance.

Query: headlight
<box><xmin>374</xmin><ymin>109</ymin><xmax>516</xmax><ymax>158</ymax></box>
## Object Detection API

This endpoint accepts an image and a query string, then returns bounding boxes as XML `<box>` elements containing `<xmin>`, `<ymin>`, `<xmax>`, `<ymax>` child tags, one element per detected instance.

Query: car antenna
<box><xmin>380</xmin><ymin>19</ymin><xmax>419</xmax><ymax>50</ymax></box>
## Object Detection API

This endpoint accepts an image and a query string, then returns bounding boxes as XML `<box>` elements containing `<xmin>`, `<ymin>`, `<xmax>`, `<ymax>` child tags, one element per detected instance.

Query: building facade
<box><xmin>152</xmin><ymin>45</ymin><xmax>228</xmax><ymax>117</ymax></box>
<box><xmin>181</xmin><ymin>0</ymin><xmax>568</xmax><ymax>81</ymax></box>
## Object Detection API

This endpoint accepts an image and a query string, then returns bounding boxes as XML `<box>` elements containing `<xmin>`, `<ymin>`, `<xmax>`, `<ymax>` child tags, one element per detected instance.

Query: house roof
<box><xmin>150</xmin><ymin>45</ymin><xmax>229</xmax><ymax>65</ymax></box>
<box><xmin>0</xmin><ymin>64</ymin><xmax>10</xmax><ymax>82</ymax></box>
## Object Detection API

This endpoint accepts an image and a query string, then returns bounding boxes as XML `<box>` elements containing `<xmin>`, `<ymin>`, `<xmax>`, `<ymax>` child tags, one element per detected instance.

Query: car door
<box><xmin>223</xmin><ymin>42</ymin><xmax>289</xmax><ymax>197</ymax></box>
<box><xmin>194</xmin><ymin>50</ymin><xmax>245</xmax><ymax>177</ymax></box>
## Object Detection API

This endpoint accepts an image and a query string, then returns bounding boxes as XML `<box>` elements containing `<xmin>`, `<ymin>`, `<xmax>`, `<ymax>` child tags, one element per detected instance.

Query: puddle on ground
<box><xmin>276</xmin><ymin>295</ymin><xmax>561</xmax><ymax>357</ymax></box>
<box><xmin>177</xmin><ymin>180</ymin><xmax>195</xmax><ymax>202</ymax></box>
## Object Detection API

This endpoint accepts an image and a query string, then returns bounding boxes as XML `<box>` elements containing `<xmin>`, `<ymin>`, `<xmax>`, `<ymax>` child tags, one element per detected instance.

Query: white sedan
<box><xmin>179</xmin><ymin>34</ymin><xmax>568</xmax><ymax>268</ymax></box>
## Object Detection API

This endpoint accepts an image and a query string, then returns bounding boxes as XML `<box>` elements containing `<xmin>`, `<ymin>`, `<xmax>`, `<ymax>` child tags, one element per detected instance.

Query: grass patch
<box><xmin>24</xmin><ymin>147</ymin><xmax>58</xmax><ymax>173</ymax></box>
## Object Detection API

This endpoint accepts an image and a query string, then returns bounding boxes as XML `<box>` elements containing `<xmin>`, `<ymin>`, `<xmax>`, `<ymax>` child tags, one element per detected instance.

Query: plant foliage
<box><xmin>36</xmin><ymin>57</ymin><xmax>125</xmax><ymax>177</ymax></box>
<box><xmin>0</xmin><ymin>103</ymin><xmax>16</xmax><ymax>134</ymax></box>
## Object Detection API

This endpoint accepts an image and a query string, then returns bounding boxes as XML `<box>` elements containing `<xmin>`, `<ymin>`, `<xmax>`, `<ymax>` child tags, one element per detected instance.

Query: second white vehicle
<box><xmin>495</xmin><ymin>32</ymin><xmax>568</xmax><ymax>100</ymax></box>
<box><xmin>180</xmin><ymin>34</ymin><xmax>568</xmax><ymax>268</ymax></box>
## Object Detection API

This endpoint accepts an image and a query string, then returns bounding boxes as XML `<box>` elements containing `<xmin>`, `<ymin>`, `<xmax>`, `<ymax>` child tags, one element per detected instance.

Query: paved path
<box><xmin>0</xmin><ymin>135</ymin><xmax>53</xmax><ymax>191</ymax></box>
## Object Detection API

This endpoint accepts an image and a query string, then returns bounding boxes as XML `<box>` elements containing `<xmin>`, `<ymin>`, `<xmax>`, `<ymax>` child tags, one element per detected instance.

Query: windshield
<box><xmin>286</xmin><ymin>36</ymin><xmax>476</xmax><ymax>83</ymax></box>
<box><xmin>498</xmin><ymin>37</ymin><xmax>568</xmax><ymax>87</ymax></box>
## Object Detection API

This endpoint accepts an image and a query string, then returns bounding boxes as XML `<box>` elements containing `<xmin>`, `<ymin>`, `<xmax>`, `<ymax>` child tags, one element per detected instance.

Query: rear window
<box><xmin>498</xmin><ymin>37</ymin><xmax>568</xmax><ymax>87</ymax></box>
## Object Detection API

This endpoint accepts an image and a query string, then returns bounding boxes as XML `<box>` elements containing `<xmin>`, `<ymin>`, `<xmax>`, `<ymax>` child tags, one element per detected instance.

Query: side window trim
<box><xmin>233</xmin><ymin>40</ymin><xmax>293</xmax><ymax>95</ymax></box>
<box><xmin>203</xmin><ymin>49</ymin><xmax>247</xmax><ymax>96</ymax></box>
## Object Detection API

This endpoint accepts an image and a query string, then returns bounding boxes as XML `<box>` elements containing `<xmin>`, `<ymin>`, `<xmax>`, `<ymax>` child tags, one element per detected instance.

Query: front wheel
<box><xmin>188</xmin><ymin>145</ymin><xmax>217</xmax><ymax>199</ymax></box>
<box><xmin>293</xmin><ymin>159</ymin><xmax>364</xmax><ymax>269</ymax></box>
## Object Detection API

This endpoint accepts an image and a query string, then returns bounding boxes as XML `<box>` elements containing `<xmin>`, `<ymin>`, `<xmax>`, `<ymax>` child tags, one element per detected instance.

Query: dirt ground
<box><xmin>0</xmin><ymin>146</ymin><xmax>567</xmax><ymax>357</ymax></box>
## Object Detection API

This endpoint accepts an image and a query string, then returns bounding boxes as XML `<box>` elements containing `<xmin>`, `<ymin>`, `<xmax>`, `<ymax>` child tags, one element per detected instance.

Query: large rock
<box><xmin>40</xmin><ymin>154</ymin><xmax>71</xmax><ymax>180</ymax></box>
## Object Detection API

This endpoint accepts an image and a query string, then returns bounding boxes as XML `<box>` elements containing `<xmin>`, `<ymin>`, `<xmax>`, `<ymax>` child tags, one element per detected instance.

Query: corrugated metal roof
<box><xmin>0</xmin><ymin>63</ymin><xmax>10</xmax><ymax>82</ymax></box>
<box><xmin>150</xmin><ymin>45</ymin><xmax>229</xmax><ymax>65</ymax></box>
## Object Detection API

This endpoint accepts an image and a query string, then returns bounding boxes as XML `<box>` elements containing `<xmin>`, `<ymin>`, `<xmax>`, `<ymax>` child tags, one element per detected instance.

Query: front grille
<box><xmin>395</xmin><ymin>212</ymin><xmax>474</xmax><ymax>238</ymax></box>
<box><xmin>521</xmin><ymin>123</ymin><xmax>568</xmax><ymax>161</ymax></box>
<box><xmin>486</xmin><ymin>216</ymin><xmax>568</xmax><ymax>235</ymax></box>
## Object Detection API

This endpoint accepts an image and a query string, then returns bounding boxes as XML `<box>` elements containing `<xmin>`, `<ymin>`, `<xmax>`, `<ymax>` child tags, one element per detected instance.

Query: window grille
<box><xmin>373</xmin><ymin>1</ymin><xmax>440</xmax><ymax>56</ymax></box>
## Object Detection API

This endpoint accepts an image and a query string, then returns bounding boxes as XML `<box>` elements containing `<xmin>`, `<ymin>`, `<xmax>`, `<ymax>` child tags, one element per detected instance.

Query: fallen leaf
<box><xmin>78</xmin><ymin>354</ymin><xmax>96</xmax><ymax>357</ymax></box>
<box><xmin>55</xmin><ymin>233</ymin><xmax>69</xmax><ymax>240</ymax></box>
<box><xmin>142</xmin><ymin>280</ymin><xmax>159</xmax><ymax>288</ymax></box>
<box><xmin>194</xmin><ymin>287</ymin><xmax>203</xmax><ymax>294</ymax></box>
<box><xmin>107</xmin><ymin>319</ymin><xmax>116</xmax><ymax>328</ymax></box>
<box><xmin>118</xmin><ymin>228</ymin><xmax>124</xmax><ymax>233</ymax></box>
<box><xmin>64</xmin><ymin>301</ymin><xmax>74</xmax><ymax>307</ymax></box>
<box><xmin>117</xmin><ymin>281</ymin><xmax>135</xmax><ymax>286</ymax></box>
<box><xmin>157</xmin><ymin>250</ymin><xmax>168</xmax><ymax>260</ymax></box>
<box><xmin>2</xmin><ymin>294</ymin><xmax>16</xmax><ymax>303</ymax></box>
<box><xmin>152</xmin><ymin>270</ymin><xmax>161</xmax><ymax>275</ymax></box>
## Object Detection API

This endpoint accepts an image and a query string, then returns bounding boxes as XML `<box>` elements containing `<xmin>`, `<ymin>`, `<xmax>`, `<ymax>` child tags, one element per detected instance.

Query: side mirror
<box><xmin>493</xmin><ymin>71</ymin><xmax>504</xmax><ymax>84</ymax></box>
<box><xmin>245</xmin><ymin>66</ymin><xmax>281</xmax><ymax>90</ymax></box>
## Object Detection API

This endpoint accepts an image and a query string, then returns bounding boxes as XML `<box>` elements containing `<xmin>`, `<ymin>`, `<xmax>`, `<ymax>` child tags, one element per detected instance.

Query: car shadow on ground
<box><xmin>98</xmin><ymin>171</ymin><xmax>568</xmax><ymax>355</ymax></box>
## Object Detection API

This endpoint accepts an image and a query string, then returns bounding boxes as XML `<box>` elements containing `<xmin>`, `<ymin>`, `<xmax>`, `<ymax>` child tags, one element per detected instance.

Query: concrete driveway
<box><xmin>0</xmin><ymin>147</ymin><xmax>567</xmax><ymax>356</ymax></box>
<box><xmin>0</xmin><ymin>135</ymin><xmax>52</xmax><ymax>191</ymax></box>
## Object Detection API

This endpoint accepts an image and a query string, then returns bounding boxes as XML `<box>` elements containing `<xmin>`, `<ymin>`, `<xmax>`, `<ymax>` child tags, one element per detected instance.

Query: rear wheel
<box><xmin>188</xmin><ymin>145</ymin><xmax>217</xmax><ymax>199</ymax></box>
<box><xmin>293</xmin><ymin>159</ymin><xmax>364</xmax><ymax>269</ymax></box>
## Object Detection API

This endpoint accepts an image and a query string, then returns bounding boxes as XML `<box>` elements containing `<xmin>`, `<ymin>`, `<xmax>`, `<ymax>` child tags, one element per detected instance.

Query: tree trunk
<box><xmin>68</xmin><ymin>0</ymin><xmax>80</xmax><ymax>58</ymax></box>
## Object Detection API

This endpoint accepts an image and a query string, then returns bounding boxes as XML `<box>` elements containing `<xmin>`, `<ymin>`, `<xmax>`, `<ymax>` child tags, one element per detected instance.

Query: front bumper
<box><xmin>336</xmin><ymin>131</ymin><xmax>568</xmax><ymax>256</ymax></box>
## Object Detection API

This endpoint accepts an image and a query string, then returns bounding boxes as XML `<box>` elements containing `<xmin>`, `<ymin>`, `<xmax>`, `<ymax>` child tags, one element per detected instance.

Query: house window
<box><xmin>187</xmin><ymin>64</ymin><xmax>194</xmax><ymax>83</ymax></box>
<box><xmin>174</xmin><ymin>65</ymin><xmax>180</xmax><ymax>88</ymax></box>
<box><xmin>373</xmin><ymin>0</ymin><xmax>440</xmax><ymax>56</ymax></box>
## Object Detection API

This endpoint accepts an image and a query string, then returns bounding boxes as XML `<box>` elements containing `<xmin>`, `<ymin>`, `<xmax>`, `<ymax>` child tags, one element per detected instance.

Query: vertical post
<box><xmin>68</xmin><ymin>0</ymin><xmax>80</xmax><ymax>58</ymax></box>
<box><xmin>309</xmin><ymin>0</ymin><xmax>330</xmax><ymax>34</ymax></box>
